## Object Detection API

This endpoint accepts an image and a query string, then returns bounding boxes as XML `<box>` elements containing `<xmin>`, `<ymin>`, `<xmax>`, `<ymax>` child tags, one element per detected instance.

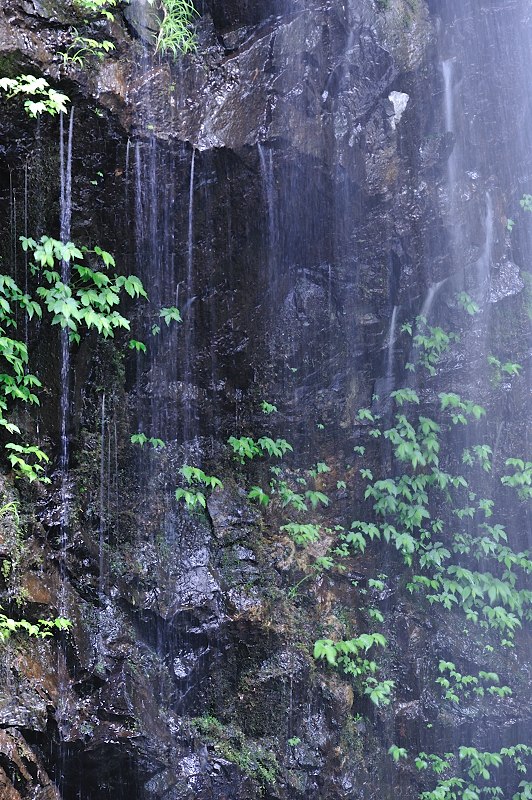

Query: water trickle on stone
<box><xmin>385</xmin><ymin>304</ymin><xmax>399</xmax><ymax>395</ymax></box>
<box><xmin>58</xmin><ymin>108</ymin><xmax>74</xmax><ymax>604</ymax></box>
<box><xmin>183</xmin><ymin>148</ymin><xmax>196</xmax><ymax>450</ymax></box>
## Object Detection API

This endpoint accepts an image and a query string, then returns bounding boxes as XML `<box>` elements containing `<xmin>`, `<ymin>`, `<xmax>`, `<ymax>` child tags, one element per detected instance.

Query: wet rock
<box><xmin>0</xmin><ymin>0</ymin><xmax>531</xmax><ymax>798</ymax></box>
<box><xmin>0</xmin><ymin>728</ymin><xmax>61</xmax><ymax>799</ymax></box>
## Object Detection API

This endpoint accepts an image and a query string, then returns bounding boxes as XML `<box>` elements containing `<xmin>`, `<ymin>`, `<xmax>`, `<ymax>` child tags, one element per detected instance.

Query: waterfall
<box><xmin>258</xmin><ymin>141</ymin><xmax>276</xmax><ymax>270</ymax></box>
<box><xmin>442</xmin><ymin>58</ymin><xmax>457</xmax><ymax>192</ymax></box>
<box><xmin>384</xmin><ymin>304</ymin><xmax>399</xmax><ymax>395</ymax></box>
<box><xmin>56</xmin><ymin>105</ymin><xmax>74</xmax><ymax>784</ymax></box>
<box><xmin>476</xmin><ymin>190</ymin><xmax>494</xmax><ymax>294</ymax></box>
<box><xmin>98</xmin><ymin>392</ymin><xmax>106</xmax><ymax>601</ymax></box>
<box><xmin>183</xmin><ymin>147</ymin><xmax>195</xmax><ymax>448</ymax></box>
<box><xmin>419</xmin><ymin>278</ymin><xmax>447</xmax><ymax>321</ymax></box>
<box><xmin>58</xmin><ymin>108</ymin><xmax>74</xmax><ymax>594</ymax></box>
<box><xmin>2</xmin><ymin>1</ymin><xmax>532</xmax><ymax>797</ymax></box>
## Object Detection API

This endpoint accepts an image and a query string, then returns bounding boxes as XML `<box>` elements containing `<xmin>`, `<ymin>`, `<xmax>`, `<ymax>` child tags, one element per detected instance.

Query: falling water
<box><xmin>183</xmin><ymin>148</ymin><xmax>195</xmax><ymax>448</ymax></box>
<box><xmin>476</xmin><ymin>191</ymin><xmax>494</xmax><ymax>293</ymax></box>
<box><xmin>442</xmin><ymin>59</ymin><xmax>457</xmax><ymax>192</ymax></box>
<box><xmin>98</xmin><ymin>393</ymin><xmax>106</xmax><ymax>601</ymax></box>
<box><xmin>257</xmin><ymin>142</ymin><xmax>276</xmax><ymax>263</ymax></box>
<box><xmin>385</xmin><ymin>305</ymin><xmax>399</xmax><ymax>394</ymax></box>
<box><xmin>419</xmin><ymin>278</ymin><xmax>447</xmax><ymax>321</ymax></box>
<box><xmin>56</xmin><ymin>104</ymin><xmax>74</xmax><ymax>789</ymax></box>
<box><xmin>58</xmin><ymin>108</ymin><xmax>74</xmax><ymax>586</ymax></box>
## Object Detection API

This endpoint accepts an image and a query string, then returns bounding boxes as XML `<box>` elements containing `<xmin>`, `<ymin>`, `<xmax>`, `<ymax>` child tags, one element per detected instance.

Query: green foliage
<box><xmin>309</xmin><ymin>461</ymin><xmax>331</xmax><ymax>476</ymax></box>
<box><xmin>73</xmin><ymin>0</ymin><xmax>119</xmax><ymax>20</ymax></box>
<box><xmin>457</xmin><ymin>292</ymin><xmax>480</xmax><ymax>316</ymax></box>
<box><xmin>520</xmin><ymin>194</ymin><xmax>532</xmax><ymax>212</ymax></box>
<box><xmin>462</xmin><ymin>444</ymin><xmax>492</xmax><ymax>473</ymax></box>
<box><xmin>190</xmin><ymin>715</ymin><xmax>279</xmax><ymax>787</ymax></box>
<box><xmin>281</xmin><ymin>522</ymin><xmax>320</xmax><ymax>545</ymax></box>
<box><xmin>501</xmin><ymin>458</ymin><xmax>532</xmax><ymax>500</ymax></box>
<box><xmin>313</xmin><ymin>633</ymin><xmax>393</xmax><ymax>705</ymax></box>
<box><xmin>129</xmin><ymin>339</ymin><xmax>147</xmax><ymax>353</ymax></box>
<box><xmin>159</xmin><ymin>305</ymin><xmax>182</xmax><ymax>325</ymax></box>
<box><xmin>0</xmin><ymin>75</ymin><xmax>69</xmax><ymax>117</ymax></box>
<box><xmin>148</xmin><ymin>0</ymin><xmax>198</xmax><ymax>56</ymax></box>
<box><xmin>391</xmin><ymin>387</ymin><xmax>420</xmax><ymax>406</ymax></box>
<box><xmin>130</xmin><ymin>433</ymin><xmax>165</xmax><ymax>449</ymax></box>
<box><xmin>0</xmin><ymin>233</ymin><xmax>150</xmax><ymax>482</ymax></box>
<box><xmin>435</xmin><ymin>661</ymin><xmax>511</xmax><ymax>704</ymax></box>
<box><xmin>21</xmin><ymin>235</ymin><xmax>147</xmax><ymax>344</ymax></box>
<box><xmin>402</xmin><ymin>316</ymin><xmax>458</xmax><ymax>376</ymax></box>
<box><xmin>261</xmin><ymin>401</ymin><xmax>277</xmax><ymax>414</ymax></box>
<box><xmin>438</xmin><ymin>392</ymin><xmax>485</xmax><ymax>425</ymax></box>
<box><xmin>227</xmin><ymin>435</ymin><xmax>293</xmax><ymax>463</ymax></box>
<box><xmin>389</xmin><ymin>745</ymin><xmax>408</xmax><ymax>762</ymax></box>
<box><xmin>305</xmin><ymin>489</ymin><xmax>329</xmax><ymax>509</ymax></box>
<box><xmin>248</xmin><ymin>485</ymin><xmax>270</xmax><ymax>506</ymax></box>
<box><xmin>416</xmin><ymin>745</ymin><xmax>532</xmax><ymax>800</ymax></box>
<box><xmin>487</xmin><ymin>355</ymin><xmax>522</xmax><ymax>387</ymax></box>
<box><xmin>175</xmin><ymin>464</ymin><xmax>223</xmax><ymax>511</ymax></box>
<box><xmin>60</xmin><ymin>32</ymin><xmax>115</xmax><ymax>67</ymax></box>
<box><xmin>0</xmin><ymin>611</ymin><xmax>71</xmax><ymax>642</ymax></box>
<box><xmin>5</xmin><ymin>443</ymin><xmax>50</xmax><ymax>483</ymax></box>
<box><xmin>345</xmin><ymin>387</ymin><xmax>530</xmax><ymax>642</ymax></box>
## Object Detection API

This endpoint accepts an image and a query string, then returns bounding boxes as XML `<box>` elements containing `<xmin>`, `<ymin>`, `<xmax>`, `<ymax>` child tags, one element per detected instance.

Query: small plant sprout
<box><xmin>260</xmin><ymin>401</ymin><xmax>277</xmax><ymax>414</ymax></box>
<box><xmin>457</xmin><ymin>292</ymin><xmax>480</xmax><ymax>315</ymax></box>
<box><xmin>389</xmin><ymin>745</ymin><xmax>408</xmax><ymax>763</ymax></box>
<box><xmin>248</xmin><ymin>486</ymin><xmax>270</xmax><ymax>506</ymax></box>
<box><xmin>288</xmin><ymin>737</ymin><xmax>301</xmax><ymax>747</ymax></box>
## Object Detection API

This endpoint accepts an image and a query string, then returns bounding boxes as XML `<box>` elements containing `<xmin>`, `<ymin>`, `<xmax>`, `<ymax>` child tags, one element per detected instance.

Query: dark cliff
<box><xmin>0</xmin><ymin>1</ymin><xmax>530</xmax><ymax>798</ymax></box>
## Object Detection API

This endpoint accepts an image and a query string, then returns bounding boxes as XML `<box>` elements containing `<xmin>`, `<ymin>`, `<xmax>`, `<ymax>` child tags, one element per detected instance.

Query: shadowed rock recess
<box><xmin>0</xmin><ymin>0</ymin><xmax>530</xmax><ymax>798</ymax></box>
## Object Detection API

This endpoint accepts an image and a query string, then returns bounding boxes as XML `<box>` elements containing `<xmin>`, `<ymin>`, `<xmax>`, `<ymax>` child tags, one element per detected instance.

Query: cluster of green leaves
<box><xmin>0</xmin><ymin>611</ymin><xmax>71</xmax><ymax>642</ymax></box>
<box><xmin>0</xmin><ymin>270</ymin><xmax>50</xmax><ymax>480</ymax></box>
<box><xmin>501</xmin><ymin>458</ymin><xmax>532</xmax><ymax>500</ymax></box>
<box><xmin>0</xmin><ymin>75</ymin><xmax>69</xmax><ymax>117</ymax></box>
<box><xmin>228</xmin><ymin>435</ymin><xmax>293</xmax><ymax>463</ymax></box>
<box><xmin>148</xmin><ymin>0</ymin><xmax>198</xmax><ymax>56</ymax></box>
<box><xmin>314</xmin><ymin>633</ymin><xmax>393</xmax><ymax>705</ymax></box>
<box><xmin>346</xmin><ymin>388</ymin><xmax>531</xmax><ymax>641</ymax></box>
<box><xmin>292</xmin><ymin>314</ymin><xmax>530</xmax><ymax>787</ymax></box>
<box><xmin>0</xmin><ymin>231</ymin><xmax>178</xmax><ymax>482</ymax></box>
<box><xmin>402</xmin><ymin>316</ymin><xmax>458</xmax><ymax>376</ymax></box>
<box><xmin>73</xmin><ymin>0</ymin><xmax>119</xmax><ymax>20</ymax></box>
<box><xmin>457</xmin><ymin>292</ymin><xmax>480</xmax><ymax>316</ymax></box>
<box><xmin>130</xmin><ymin>433</ymin><xmax>165</xmax><ymax>449</ymax></box>
<box><xmin>280</xmin><ymin>522</ymin><xmax>320</xmax><ymax>545</ymax></box>
<box><xmin>130</xmin><ymin>306</ymin><xmax>181</xmax><ymax>352</ymax></box>
<box><xmin>60</xmin><ymin>32</ymin><xmax>115</xmax><ymax>67</ymax></box>
<box><xmin>175</xmin><ymin>465</ymin><xmax>223</xmax><ymax>511</ymax></box>
<box><xmin>414</xmin><ymin>745</ymin><xmax>532</xmax><ymax>800</ymax></box>
<box><xmin>21</xmin><ymin>236</ymin><xmax>147</xmax><ymax>344</ymax></box>
<box><xmin>435</xmin><ymin>660</ymin><xmax>511</xmax><ymax>703</ymax></box>
<box><xmin>487</xmin><ymin>355</ymin><xmax>523</xmax><ymax>386</ymax></box>
<box><xmin>72</xmin><ymin>0</ymin><xmax>197</xmax><ymax>56</ymax></box>
<box><xmin>261</xmin><ymin>400</ymin><xmax>277</xmax><ymax>414</ymax></box>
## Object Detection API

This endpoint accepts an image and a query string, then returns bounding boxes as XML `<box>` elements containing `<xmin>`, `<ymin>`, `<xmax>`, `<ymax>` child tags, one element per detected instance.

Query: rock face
<box><xmin>0</xmin><ymin>1</ymin><xmax>530</xmax><ymax>799</ymax></box>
